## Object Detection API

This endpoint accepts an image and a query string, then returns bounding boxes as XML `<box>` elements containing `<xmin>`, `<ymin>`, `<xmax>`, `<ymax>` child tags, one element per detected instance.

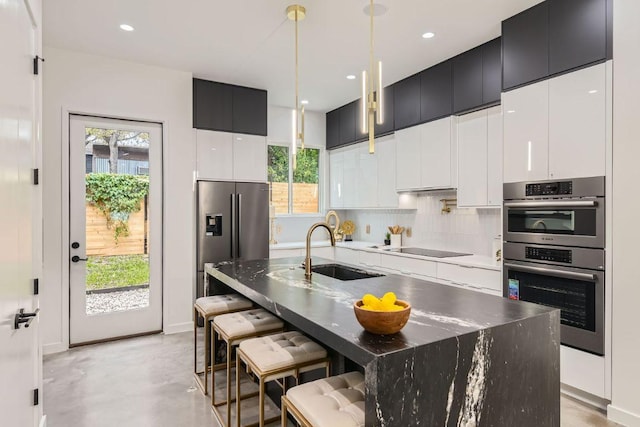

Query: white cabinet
<box><xmin>436</xmin><ymin>263</ymin><xmax>501</xmax><ymax>294</ymax></box>
<box><xmin>457</xmin><ymin>110</ymin><xmax>488</xmax><ymax>207</ymax></box>
<box><xmin>376</xmin><ymin>136</ymin><xmax>399</xmax><ymax>208</ymax></box>
<box><xmin>396</xmin><ymin>117</ymin><xmax>457</xmax><ymax>191</ymax></box>
<box><xmin>334</xmin><ymin>247</ymin><xmax>359</xmax><ymax>265</ymax></box>
<box><xmin>549</xmin><ymin>64</ymin><xmax>606</xmax><ymax>180</ymax></box>
<box><xmin>328</xmin><ymin>137</ymin><xmax>417</xmax><ymax>210</ymax></box>
<box><xmin>232</xmin><ymin>134</ymin><xmax>267</xmax><ymax>182</ymax></box>
<box><xmin>357</xmin><ymin>143</ymin><xmax>378</xmax><ymax>208</ymax></box>
<box><xmin>196</xmin><ymin>130</ymin><xmax>233</xmax><ymax>180</ymax></box>
<box><xmin>395</xmin><ymin>125</ymin><xmax>421</xmax><ymax>190</ymax></box>
<box><xmin>196</xmin><ymin>129</ymin><xmax>267</xmax><ymax>182</ymax></box>
<box><xmin>457</xmin><ymin>106</ymin><xmax>503</xmax><ymax>207</ymax></box>
<box><xmin>329</xmin><ymin>151</ymin><xmax>344</xmax><ymax>208</ymax></box>
<box><xmin>421</xmin><ymin>116</ymin><xmax>456</xmax><ymax>189</ymax></box>
<box><xmin>487</xmin><ymin>106</ymin><xmax>503</xmax><ymax>206</ymax></box>
<box><xmin>503</xmin><ymin>79</ymin><xmax>549</xmax><ymax>183</ymax></box>
<box><xmin>379</xmin><ymin>254</ymin><xmax>437</xmax><ymax>279</ymax></box>
<box><xmin>341</xmin><ymin>147</ymin><xmax>359</xmax><ymax>208</ymax></box>
<box><xmin>503</xmin><ymin>63</ymin><xmax>607</xmax><ymax>183</ymax></box>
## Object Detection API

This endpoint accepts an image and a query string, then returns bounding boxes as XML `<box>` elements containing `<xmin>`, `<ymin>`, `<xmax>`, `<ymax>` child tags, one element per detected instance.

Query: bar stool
<box><xmin>236</xmin><ymin>331</ymin><xmax>330</xmax><ymax>427</ymax></box>
<box><xmin>281</xmin><ymin>371</ymin><xmax>365</xmax><ymax>427</ymax></box>
<box><xmin>212</xmin><ymin>309</ymin><xmax>285</xmax><ymax>427</ymax></box>
<box><xmin>193</xmin><ymin>295</ymin><xmax>253</xmax><ymax>395</ymax></box>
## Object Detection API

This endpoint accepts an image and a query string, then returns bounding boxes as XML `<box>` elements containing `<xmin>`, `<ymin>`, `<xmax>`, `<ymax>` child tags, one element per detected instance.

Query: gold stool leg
<box><xmin>211</xmin><ymin>325</ymin><xmax>217</xmax><ymax>407</ymax></box>
<box><xmin>281</xmin><ymin>396</ymin><xmax>286</xmax><ymax>427</ymax></box>
<box><xmin>236</xmin><ymin>351</ymin><xmax>242</xmax><ymax>427</ymax></box>
<box><xmin>226</xmin><ymin>340</ymin><xmax>232</xmax><ymax>427</ymax></box>
<box><xmin>204</xmin><ymin>315</ymin><xmax>210</xmax><ymax>395</ymax></box>
<box><xmin>259</xmin><ymin>375</ymin><xmax>265</xmax><ymax>427</ymax></box>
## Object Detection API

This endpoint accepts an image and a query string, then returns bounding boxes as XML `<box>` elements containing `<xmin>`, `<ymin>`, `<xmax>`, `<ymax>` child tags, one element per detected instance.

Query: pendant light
<box><xmin>362</xmin><ymin>0</ymin><xmax>384</xmax><ymax>154</ymax></box>
<box><xmin>287</xmin><ymin>5</ymin><xmax>306</xmax><ymax>170</ymax></box>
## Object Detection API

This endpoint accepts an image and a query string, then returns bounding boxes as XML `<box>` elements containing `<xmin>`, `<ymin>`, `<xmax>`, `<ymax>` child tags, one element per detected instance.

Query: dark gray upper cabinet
<box><xmin>375</xmin><ymin>85</ymin><xmax>395</xmax><ymax>136</ymax></box>
<box><xmin>326</xmin><ymin>108</ymin><xmax>340</xmax><ymax>150</ymax></box>
<box><xmin>482</xmin><ymin>38</ymin><xmax>502</xmax><ymax>105</ymax></box>
<box><xmin>394</xmin><ymin>74</ymin><xmax>421</xmax><ymax>130</ymax></box>
<box><xmin>339</xmin><ymin>101</ymin><xmax>357</xmax><ymax>145</ymax></box>
<box><xmin>193</xmin><ymin>78</ymin><xmax>267</xmax><ymax>136</ymax></box>
<box><xmin>420</xmin><ymin>61</ymin><xmax>453</xmax><ymax>122</ymax></box>
<box><xmin>232</xmin><ymin>86</ymin><xmax>267</xmax><ymax>136</ymax></box>
<box><xmin>502</xmin><ymin>2</ymin><xmax>549</xmax><ymax>90</ymax></box>
<box><xmin>193</xmin><ymin>79</ymin><xmax>233</xmax><ymax>132</ymax></box>
<box><xmin>549</xmin><ymin>0</ymin><xmax>607</xmax><ymax>75</ymax></box>
<box><xmin>453</xmin><ymin>48</ymin><xmax>483</xmax><ymax>114</ymax></box>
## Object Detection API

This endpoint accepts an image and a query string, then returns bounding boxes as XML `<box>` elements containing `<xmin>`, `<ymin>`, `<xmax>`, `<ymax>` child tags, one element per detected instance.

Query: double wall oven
<box><xmin>503</xmin><ymin>176</ymin><xmax>605</xmax><ymax>355</ymax></box>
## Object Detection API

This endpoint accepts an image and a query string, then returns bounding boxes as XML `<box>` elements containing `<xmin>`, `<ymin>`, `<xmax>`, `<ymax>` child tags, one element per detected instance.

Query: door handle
<box><xmin>237</xmin><ymin>193</ymin><xmax>242</xmax><ymax>259</ymax></box>
<box><xmin>504</xmin><ymin>262</ymin><xmax>597</xmax><ymax>282</ymax></box>
<box><xmin>230</xmin><ymin>193</ymin><xmax>236</xmax><ymax>258</ymax></box>
<box><xmin>14</xmin><ymin>308</ymin><xmax>40</xmax><ymax>329</ymax></box>
<box><xmin>71</xmin><ymin>255</ymin><xmax>88</xmax><ymax>263</ymax></box>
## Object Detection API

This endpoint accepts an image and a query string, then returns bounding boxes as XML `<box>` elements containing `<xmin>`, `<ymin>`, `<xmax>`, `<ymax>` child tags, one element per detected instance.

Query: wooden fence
<box><xmin>271</xmin><ymin>182</ymin><xmax>318</xmax><ymax>214</ymax></box>
<box><xmin>86</xmin><ymin>202</ymin><xmax>148</xmax><ymax>257</ymax></box>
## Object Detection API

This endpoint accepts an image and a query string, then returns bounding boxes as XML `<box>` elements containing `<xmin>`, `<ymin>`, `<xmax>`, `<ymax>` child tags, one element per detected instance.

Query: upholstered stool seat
<box><xmin>193</xmin><ymin>294</ymin><xmax>253</xmax><ymax>395</ymax></box>
<box><xmin>236</xmin><ymin>331</ymin><xmax>330</xmax><ymax>427</ymax></box>
<box><xmin>212</xmin><ymin>309</ymin><xmax>285</xmax><ymax>427</ymax></box>
<box><xmin>281</xmin><ymin>371</ymin><xmax>365</xmax><ymax>427</ymax></box>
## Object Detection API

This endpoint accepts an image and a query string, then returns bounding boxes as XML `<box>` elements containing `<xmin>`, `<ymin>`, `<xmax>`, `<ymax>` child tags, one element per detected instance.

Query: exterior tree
<box><xmin>85</xmin><ymin>128</ymin><xmax>149</xmax><ymax>173</ymax></box>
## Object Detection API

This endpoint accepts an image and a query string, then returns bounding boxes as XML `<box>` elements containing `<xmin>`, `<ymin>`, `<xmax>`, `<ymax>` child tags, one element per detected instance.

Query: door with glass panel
<box><xmin>69</xmin><ymin>115</ymin><xmax>162</xmax><ymax>345</ymax></box>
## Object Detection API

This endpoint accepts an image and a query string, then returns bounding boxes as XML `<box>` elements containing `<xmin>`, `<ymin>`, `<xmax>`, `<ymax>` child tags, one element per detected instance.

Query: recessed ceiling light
<box><xmin>588</xmin><ymin>89</ymin><xmax>598</xmax><ymax>94</ymax></box>
<box><xmin>422</xmin><ymin>32</ymin><xmax>435</xmax><ymax>39</ymax></box>
<box><xmin>346</xmin><ymin>75</ymin><xmax>356</xmax><ymax>80</ymax></box>
<box><xmin>507</xmin><ymin>110</ymin><xmax>516</xmax><ymax>114</ymax></box>
<box><xmin>301</xmin><ymin>100</ymin><xmax>309</xmax><ymax>105</ymax></box>
<box><xmin>120</xmin><ymin>24</ymin><xmax>134</xmax><ymax>32</ymax></box>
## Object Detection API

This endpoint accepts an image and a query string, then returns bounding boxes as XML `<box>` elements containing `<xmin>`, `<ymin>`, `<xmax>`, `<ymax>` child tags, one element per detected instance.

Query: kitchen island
<box><xmin>205</xmin><ymin>257</ymin><xmax>560</xmax><ymax>426</ymax></box>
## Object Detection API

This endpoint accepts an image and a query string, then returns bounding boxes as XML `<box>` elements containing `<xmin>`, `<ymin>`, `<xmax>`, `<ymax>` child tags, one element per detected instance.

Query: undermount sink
<box><xmin>310</xmin><ymin>264</ymin><xmax>385</xmax><ymax>281</ymax></box>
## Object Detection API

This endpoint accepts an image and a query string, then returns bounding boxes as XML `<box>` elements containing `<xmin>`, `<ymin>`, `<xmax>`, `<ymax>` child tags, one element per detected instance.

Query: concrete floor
<box><xmin>43</xmin><ymin>332</ymin><xmax>619</xmax><ymax>427</ymax></box>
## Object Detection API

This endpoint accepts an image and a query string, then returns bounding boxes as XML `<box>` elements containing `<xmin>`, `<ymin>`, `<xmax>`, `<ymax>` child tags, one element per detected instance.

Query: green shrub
<box><xmin>85</xmin><ymin>173</ymin><xmax>149</xmax><ymax>242</ymax></box>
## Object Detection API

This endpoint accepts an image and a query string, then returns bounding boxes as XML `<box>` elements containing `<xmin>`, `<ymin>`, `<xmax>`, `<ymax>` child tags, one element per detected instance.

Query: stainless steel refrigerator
<box><xmin>196</xmin><ymin>180</ymin><xmax>269</xmax><ymax>298</ymax></box>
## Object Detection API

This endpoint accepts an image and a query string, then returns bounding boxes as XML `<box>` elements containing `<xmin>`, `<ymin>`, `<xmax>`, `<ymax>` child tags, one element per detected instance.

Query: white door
<box><xmin>196</xmin><ymin>129</ymin><xmax>233</xmax><ymax>180</ymax></box>
<box><xmin>233</xmin><ymin>133</ymin><xmax>267</xmax><ymax>182</ymax></box>
<box><xmin>548</xmin><ymin>63</ymin><xmax>607</xmax><ymax>180</ymax></box>
<box><xmin>0</xmin><ymin>0</ymin><xmax>42</xmax><ymax>425</ymax></box>
<box><xmin>457</xmin><ymin>110</ymin><xmax>488</xmax><ymax>207</ymax></box>
<box><xmin>69</xmin><ymin>115</ymin><xmax>162</xmax><ymax>345</ymax></box>
<box><xmin>503</xmin><ymin>80</ymin><xmax>549</xmax><ymax>183</ymax></box>
<box><xmin>421</xmin><ymin>117</ymin><xmax>453</xmax><ymax>189</ymax></box>
<box><xmin>376</xmin><ymin>135</ymin><xmax>398</xmax><ymax>208</ymax></box>
<box><xmin>395</xmin><ymin>125</ymin><xmax>421</xmax><ymax>190</ymax></box>
<box><xmin>329</xmin><ymin>151</ymin><xmax>344</xmax><ymax>208</ymax></box>
<box><xmin>486</xmin><ymin>105</ymin><xmax>504</xmax><ymax>207</ymax></box>
<box><xmin>358</xmin><ymin>143</ymin><xmax>378</xmax><ymax>208</ymax></box>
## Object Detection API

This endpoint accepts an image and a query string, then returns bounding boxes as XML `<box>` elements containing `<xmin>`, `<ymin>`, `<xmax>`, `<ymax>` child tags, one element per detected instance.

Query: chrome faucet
<box><xmin>305</xmin><ymin>222</ymin><xmax>336</xmax><ymax>279</ymax></box>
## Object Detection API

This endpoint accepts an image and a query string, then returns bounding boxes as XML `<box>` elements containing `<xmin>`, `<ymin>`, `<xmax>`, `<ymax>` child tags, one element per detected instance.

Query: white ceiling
<box><xmin>43</xmin><ymin>0</ymin><xmax>543</xmax><ymax>112</ymax></box>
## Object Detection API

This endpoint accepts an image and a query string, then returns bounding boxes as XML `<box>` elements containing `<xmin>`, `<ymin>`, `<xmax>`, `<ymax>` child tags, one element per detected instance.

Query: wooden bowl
<box><xmin>353</xmin><ymin>300</ymin><xmax>411</xmax><ymax>335</ymax></box>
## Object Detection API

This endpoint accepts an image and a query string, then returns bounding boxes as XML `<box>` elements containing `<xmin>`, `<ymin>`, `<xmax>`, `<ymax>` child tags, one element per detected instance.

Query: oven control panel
<box><xmin>525</xmin><ymin>246</ymin><xmax>573</xmax><ymax>264</ymax></box>
<box><xmin>525</xmin><ymin>180</ymin><xmax>573</xmax><ymax>196</ymax></box>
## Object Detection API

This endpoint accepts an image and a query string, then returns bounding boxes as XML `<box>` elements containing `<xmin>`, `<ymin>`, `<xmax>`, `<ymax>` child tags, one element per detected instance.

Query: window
<box><xmin>268</xmin><ymin>145</ymin><xmax>321</xmax><ymax>214</ymax></box>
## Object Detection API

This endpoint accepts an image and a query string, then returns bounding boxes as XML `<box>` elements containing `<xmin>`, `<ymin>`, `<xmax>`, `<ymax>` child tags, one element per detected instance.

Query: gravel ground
<box><xmin>86</xmin><ymin>288</ymin><xmax>149</xmax><ymax>315</ymax></box>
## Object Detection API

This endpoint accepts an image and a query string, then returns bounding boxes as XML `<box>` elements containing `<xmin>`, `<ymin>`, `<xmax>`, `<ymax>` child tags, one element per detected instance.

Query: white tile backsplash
<box><xmin>338</xmin><ymin>191</ymin><xmax>501</xmax><ymax>256</ymax></box>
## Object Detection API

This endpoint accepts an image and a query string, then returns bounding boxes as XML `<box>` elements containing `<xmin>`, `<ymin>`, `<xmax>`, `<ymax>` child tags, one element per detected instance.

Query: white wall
<box><xmin>42</xmin><ymin>47</ymin><xmax>195</xmax><ymax>352</ymax></box>
<box><xmin>340</xmin><ymin>192</ymin><xmax>501</xmax><ymax>257</ymax></box>
<box><xmin>609</xmin><ymin>0</ymin><xmax>640</xmax><ymax>425</ymax></box>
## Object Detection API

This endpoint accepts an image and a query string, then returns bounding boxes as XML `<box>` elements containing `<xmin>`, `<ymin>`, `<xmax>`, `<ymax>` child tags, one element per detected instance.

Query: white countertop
<box><xmin>270</xmin><ymin>240</ymin><xmax>501</xmax><ymax>271</ymax></box>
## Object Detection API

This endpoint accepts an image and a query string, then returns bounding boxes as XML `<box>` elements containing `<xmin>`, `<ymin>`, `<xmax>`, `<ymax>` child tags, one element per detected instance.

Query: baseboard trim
<box><xmin>607</xmin><ymin>404</ymin><xmax>640</xmax><ymax>426</ymax></box>
<box><xmin>163</xmin><ymin>321</ymin><xmax>192</xmax><ymax>335</ymax></box>
<box><xmin>561</xmin><ymin>383</ymin><xmax>609</xmax><ymax>410</ymax></box>
<box><xmin>43</xmin><ymin>342</ymin><xmax>68</xmax><ymax>355</ymax></box>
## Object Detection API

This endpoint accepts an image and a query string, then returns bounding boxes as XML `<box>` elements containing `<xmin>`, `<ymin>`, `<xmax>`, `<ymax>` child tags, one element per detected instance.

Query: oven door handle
<box><xmin>504</xmin><ymin>263</ymin><xmax>597</xmax><ymax>282</ymax></box>
<box><xmin>504</xmin><ymin>200</ymin><xmax>598</xmax><ymax>208</ymax></box>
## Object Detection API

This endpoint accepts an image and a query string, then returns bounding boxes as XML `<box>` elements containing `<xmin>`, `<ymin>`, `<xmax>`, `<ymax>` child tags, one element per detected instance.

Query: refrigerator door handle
<box><xmin>230</xmin><ymin>193</ymin><xmax>236</xmax><ymax>258</ymax></box>
<box><xmin>237</xmin><ymin>193</ymin><xmax>242</xmax><ymax>259</ymax></box>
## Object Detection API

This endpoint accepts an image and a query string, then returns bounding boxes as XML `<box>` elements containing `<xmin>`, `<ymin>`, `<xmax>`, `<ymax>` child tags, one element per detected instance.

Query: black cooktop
<box><xmin>386</xmin><ymin>248</ymin><xmax>472</xmax><ymax>258</ymax></box>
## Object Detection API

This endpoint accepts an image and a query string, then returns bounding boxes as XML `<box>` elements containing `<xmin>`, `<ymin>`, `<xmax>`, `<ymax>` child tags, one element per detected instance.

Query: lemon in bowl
<box><xmin>354</xmin><ymin>292</ymin><xmax>411</xmax><ymax>335</ymax></box>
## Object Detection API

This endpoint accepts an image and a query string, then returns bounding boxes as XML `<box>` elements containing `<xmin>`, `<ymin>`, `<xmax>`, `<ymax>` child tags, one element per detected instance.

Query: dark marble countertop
<box><xmin>205</xmin><ymin>256</ymin><xmax>554</xmax><ymax>366</ymax></box>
